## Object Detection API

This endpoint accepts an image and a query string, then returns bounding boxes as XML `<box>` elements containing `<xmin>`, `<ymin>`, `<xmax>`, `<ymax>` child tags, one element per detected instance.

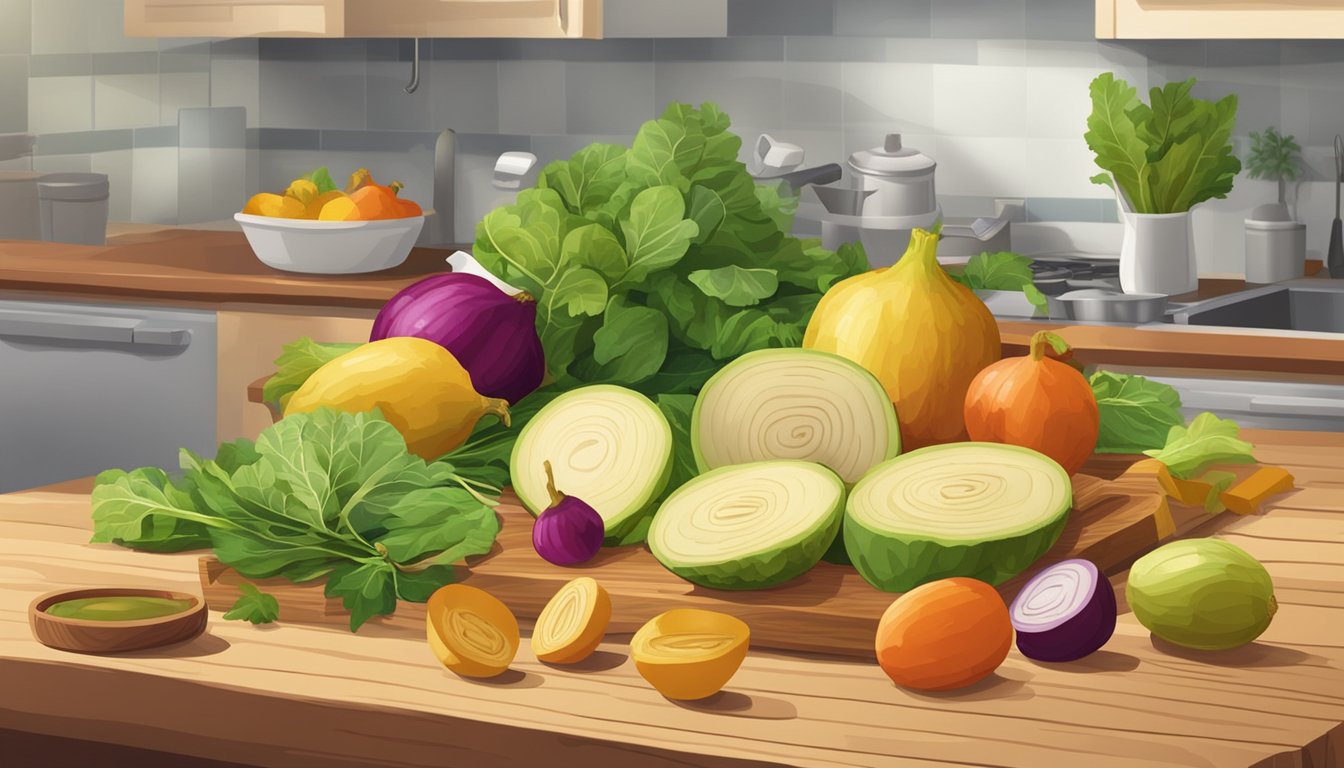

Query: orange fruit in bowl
<box><xmin>318</xmin><ymin>195</ymin><xmax>361</xmax><ymax>221</ymax></box>
<box><xmin>243</xmin><ymin>193</ymin><xmax>305</xmax><ymax>218</ymax></box>
<box><xmin>349</xmin><ymin>185</ymin><xmax>405</xmax><ymax>220</ymax></box>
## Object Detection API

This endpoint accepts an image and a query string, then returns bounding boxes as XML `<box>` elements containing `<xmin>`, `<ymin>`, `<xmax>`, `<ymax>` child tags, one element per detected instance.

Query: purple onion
<box><xmin>532</xmin><ymin>461</ymin><xmax>604</xmax><ymax>566</ymax></box>
<box><xmin>370</xmin><ymin>272</ymin><xmax>545</xmax><ymax>404</ymax></box>
<box><xmin>1009</xmin><ymin>558</ymin><xmax>1116</xmax><ymax>662</ymax></box>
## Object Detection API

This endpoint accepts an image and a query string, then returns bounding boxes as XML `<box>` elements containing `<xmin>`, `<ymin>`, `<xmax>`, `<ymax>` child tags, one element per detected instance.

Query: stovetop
<box><xmin>1027</xmin><ymin>255</ymin><xmax>1122</xmax><ymax>294</ymax></box>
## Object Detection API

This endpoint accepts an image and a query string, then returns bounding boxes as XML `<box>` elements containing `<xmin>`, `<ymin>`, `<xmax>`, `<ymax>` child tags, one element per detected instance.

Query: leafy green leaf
<box><xmin>1090</xmin><ymin>371</ymin><xmax>1186</xmax><ymax>454</ymax></box>
<box><xmin>590</xmin><ymin>296</ymin><xmax>670</xmax><ymax>383</ymax></box>
<box><xmin>1199</xmin><ymin>470</ymin><xmax>1239</xmax><ymax>514</ymax></box>
<box><xmin>560</xmin><ymin>223</ymin><xmax>628</xmax><ymax>281</ymax></box>
<box><xmin>655</xmin><ymin>394</ymin><xmax>698</xmax><ymax>501</ymax></box>
<box><xmin>306</xmin><ymin>167</ymin><xmax>337</xmax><ymax>195</ymax></box>
<box><xmin>616</xmin><ymin>186</ymin><xmax>700</xmax><ymax>289</ymax></box>
<box><xmin>374</xmin><ymin>487</ymin><xmax>499</xmax><ymax>565</ymax></box>
<box><xmin>325</xmin><ymin>561</ymin><xmax>397</xmax><ymax>632</ymax></box>
<box><xmin>262</xmin><ymin>338</ymin><xmax>360</xmax><ymax>409</ymax></box>
<box><xmin>223</xmin><ymin>583</ymin><xmax>280</xmax><ymax>624</ymax></box>
<box><xmin>688</xmin><ymin>265</ymin><xmax>779</xmax><ymax>307</ymax></box>
<box><xmin>1144</xmin><ymin>412</ymin><xmax>1257</xmax><ymax>479</ymax></box>
<box><xmin>394</xmin><ymin>564</ymin><xmax>458</xmax><ymax>602</ymax></box>
<box><xmin>90</xmin><ymin>466</ymin><xmax>218</xmax><ymax>551</ymax></box>
<box><xmin>541</xmin><ymin>143</ymin><xmax>628</xmax><ymax>215</ymax></box>
<box><xmin>1085</xmin><ymin>72</ymin><xmax>1153</xmax><ymax>213</ymax></box>
<box><xmin>959</xmin><ymin>251</ymin><xmax>1037</xmax><ymax>290</ymax></box>
<box><xmin>687</xmin><ymin>185</ymin><xmax>726</xmax><ymax>245</ymax></box>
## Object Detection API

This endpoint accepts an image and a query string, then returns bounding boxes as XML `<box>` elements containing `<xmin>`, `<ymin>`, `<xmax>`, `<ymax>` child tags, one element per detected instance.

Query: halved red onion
<box><xmin>1010</xmin><ymin>558</ymin><xmax>1116</xmax><ymax>662</ymax></box>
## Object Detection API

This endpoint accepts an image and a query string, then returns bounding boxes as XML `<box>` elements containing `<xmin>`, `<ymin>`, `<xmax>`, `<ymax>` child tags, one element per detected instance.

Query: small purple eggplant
<box><xmin>532</xmin><ymin>461</ymin><xmax>605</xmax><ymax>566</ymax></box>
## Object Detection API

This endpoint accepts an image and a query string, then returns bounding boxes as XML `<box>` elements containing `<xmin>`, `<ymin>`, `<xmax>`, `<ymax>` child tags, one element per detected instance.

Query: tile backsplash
<box><xmin>4</xmin><ymin>0</ymin><xmax>1344</xmax><ymax>274</ymax></box>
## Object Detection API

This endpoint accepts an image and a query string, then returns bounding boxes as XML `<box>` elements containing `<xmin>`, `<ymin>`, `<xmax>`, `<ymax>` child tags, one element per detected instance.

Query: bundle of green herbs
<box><xmin>1085</xmin><ymin>73</ymin><xmax>1241</xmax><ymax>214</ymax></box>
<box><xmin>91</xmin><ymin>409</ymin><xmax>502</xmax><ymax>630</ymax></box>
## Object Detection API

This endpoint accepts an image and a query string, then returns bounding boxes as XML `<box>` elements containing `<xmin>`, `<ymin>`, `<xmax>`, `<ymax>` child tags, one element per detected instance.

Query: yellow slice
<box><xmin>426</xmin><ymin>585</ymin><xmax>519</xmax><ymax>679</ymax></box>
<box><xmin>630</xmin><ymin>608</ymin><xmax>749</xmax><ymax>700</ymax></box>
<box><xmin>531</xmin><ymin>577</ymin><xmax>612</xmax><ymax>664</ymax></box>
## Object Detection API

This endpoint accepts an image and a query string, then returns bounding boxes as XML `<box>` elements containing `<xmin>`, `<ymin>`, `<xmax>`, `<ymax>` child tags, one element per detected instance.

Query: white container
<box><xmin>39</xmin><ymin>173</ymin><xmax>109</xmax><ymax>246</ymax></box>
<box><xmin>1244</xmin><ymin>219</ymin><xmax>1306</xmax><ymax>284</ymax></box>
<box><xmin>0</xmin><ymin>171</ymin><xmax>43</xmax><ymax>241</ymax></box>
<box><xmin>848</xmin><ymin>133</ymin><xmax>938</xmax><ymax>220</ymax></box>
<box><xmin>1118</xmin><ymin>210</ymin><xmax>1197</xmax><ymax>295</ymax></box>
<box><xmin>235</xmin><ymin>213</ymin><xmax>425</xmax><ymax>274</ymax></box>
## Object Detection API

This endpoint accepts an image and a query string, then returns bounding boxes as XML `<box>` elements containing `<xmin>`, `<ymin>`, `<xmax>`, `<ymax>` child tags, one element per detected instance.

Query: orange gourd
<box><xmin>875</xmin><ymin>577</ymin><xmax>1012</xmax><ymax>691</ymax></box>
<box><xmin>963</xmin><ymin>330</ymin><xmax>1099</xmax><ymax>476</ymax></box>
<box><xmin>345</xmin><ymin>168</ymin><xmax>421</xmax><ymax>219</ymax></box>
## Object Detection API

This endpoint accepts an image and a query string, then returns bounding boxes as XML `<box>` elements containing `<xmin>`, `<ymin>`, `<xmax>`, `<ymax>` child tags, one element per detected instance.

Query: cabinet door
<box><xmin>125</xmin><ymin>0</ymin><xmax>345</xmax><ymax>37</ymax></box>
<box><xmin>1099</xmin><ymin>0</ymin><xmax>1344</xmax><ymax>39</ymax></box>
<box><xmin>217</xmin><ymin>308</ymin><xmax>376</xmax><ymax>443</ymax></box>
<box><xmin>346</xmin><ymin>0</ymin><xmax>601</xmax><ymax>38</ymax></box>
<box><xmin>125</xmin><ymin>0</ymin><xmax>601</xmax><ymax>38</ymax></box>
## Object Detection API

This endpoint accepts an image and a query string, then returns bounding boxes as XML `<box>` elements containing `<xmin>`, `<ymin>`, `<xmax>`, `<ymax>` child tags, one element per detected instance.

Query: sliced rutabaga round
<box><xmin>692</xmin><ymin>348</ymin><xmax>901</xmax><ymax>485</ymax></box>
<box><xmin>511</xmin><ymin>385</ymin><xmax>673</xmax><ymax>543</ymax></box>
<box><xmin>648</xmin><ymin>461</ymin><xmax>845</xmax><ymax>590</ymax></box>
<box><xmin>846</xmin><ymin>443</ymin><xmax>1072</xmax><ymax>592</ymax></box>
<box><xmin>1010</xmin><ymin>558</ymin><xmax>1116</xmax><ymax>662</ymax></box>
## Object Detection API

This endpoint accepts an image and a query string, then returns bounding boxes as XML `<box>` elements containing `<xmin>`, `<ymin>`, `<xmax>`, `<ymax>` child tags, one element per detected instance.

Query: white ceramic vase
<box><xmin>1105</xmin><ymin>172</ymin><xmax>1198</xmax><ymax>296</ymax></box>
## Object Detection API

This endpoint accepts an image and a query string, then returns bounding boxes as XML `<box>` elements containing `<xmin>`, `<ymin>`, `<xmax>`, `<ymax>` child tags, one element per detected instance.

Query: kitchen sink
<box><xmin>1171</xmin><ymin>280</ymin><xmax>1344</xmax><ymax>334</ymax></box>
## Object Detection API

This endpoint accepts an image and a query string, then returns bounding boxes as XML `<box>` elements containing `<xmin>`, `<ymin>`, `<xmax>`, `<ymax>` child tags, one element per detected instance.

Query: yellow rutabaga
<box><xmin>803</xmin><ymin>228</ymin><xmax>1000</xmax><ymax>449</ymax></box>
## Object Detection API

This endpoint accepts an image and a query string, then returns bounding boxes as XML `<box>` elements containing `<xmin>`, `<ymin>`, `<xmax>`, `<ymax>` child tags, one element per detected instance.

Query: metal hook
<box><xmin>404</xmin><ymin>38</ymin><xmax>420</xmax><ymax>95</ymax></box>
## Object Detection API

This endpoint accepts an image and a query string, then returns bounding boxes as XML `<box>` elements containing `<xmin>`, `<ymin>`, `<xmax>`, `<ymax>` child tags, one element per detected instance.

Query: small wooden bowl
<box><xmin>29</xmin><ymin>587</ymin><xmax>207</xmax><ymax>654</ymax></box>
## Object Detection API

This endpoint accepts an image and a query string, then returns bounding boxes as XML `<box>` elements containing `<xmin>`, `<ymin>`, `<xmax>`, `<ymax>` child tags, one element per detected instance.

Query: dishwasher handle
<box><xmin>1249</xmin><ymin>394</ymin><xmax>1344</xmax><ymax>418</ymax></box>
<box><xmin>0</xmin><ymin>309</ymin><xmax>192</xmax><ymax>348</ymax></box>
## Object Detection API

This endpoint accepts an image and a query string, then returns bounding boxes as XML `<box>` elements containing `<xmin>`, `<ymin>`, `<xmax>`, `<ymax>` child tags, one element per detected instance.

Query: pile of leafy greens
<box><xmin>1086</xmin><ymin>73</ymin><xmax>1241</xmax><ymax>214</ymax></box>
<box><xmin>471</xmin><ymin>101</ymin><xmax>866</xmax><ymax>391</ymax></box>
<box><xmin>91</xmin><ymin>409</ymin><xmax>501</xmax><ymax>630</ymax></box>
<box><xmin>1090</xmin><ymin>370</ymin><xmax>1186</xmax><ymax>454</ymax></box>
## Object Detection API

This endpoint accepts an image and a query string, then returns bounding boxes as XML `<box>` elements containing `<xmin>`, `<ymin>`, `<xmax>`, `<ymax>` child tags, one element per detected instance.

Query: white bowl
<box><xmin>235</xmin><ymin>212</ymin><xmax>425</xmax><ymax>274</ymax></box>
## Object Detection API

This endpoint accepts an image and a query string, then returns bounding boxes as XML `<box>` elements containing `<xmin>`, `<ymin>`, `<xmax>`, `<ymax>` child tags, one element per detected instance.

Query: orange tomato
<box><xmin>875</xmin><ymin>577</ymin><xmax>1012</xmax><ymax>691</ymax></box>
<box><xmin>963</xmin><ymin>330</ymin><xmax>1099</xmax><ymax>475</ymax></box>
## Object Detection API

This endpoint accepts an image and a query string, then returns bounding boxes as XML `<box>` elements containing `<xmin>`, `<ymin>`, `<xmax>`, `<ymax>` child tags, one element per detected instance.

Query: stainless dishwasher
<box><xmin>0</xmin><ymin>298</ymin><xmax>217</xmax><ymax>493</ymax></box>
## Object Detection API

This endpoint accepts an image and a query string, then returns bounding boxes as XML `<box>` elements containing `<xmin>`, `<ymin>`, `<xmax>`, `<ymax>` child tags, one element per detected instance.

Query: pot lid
<box><xmin>847</xmin><ymin>133</ymin><xmax>936</xmax><ymax>177</ymax></box>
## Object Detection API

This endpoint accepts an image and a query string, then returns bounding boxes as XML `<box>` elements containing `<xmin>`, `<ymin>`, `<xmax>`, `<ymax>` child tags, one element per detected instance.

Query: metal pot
<box><xmin>847</xmin><ymin>133</ymin><xmax>937</xmax><ymax>219</ymax></box>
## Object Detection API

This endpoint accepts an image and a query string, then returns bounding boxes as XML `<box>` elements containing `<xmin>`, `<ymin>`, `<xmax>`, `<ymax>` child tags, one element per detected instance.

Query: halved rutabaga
<box><xmin>511</xmin><ymin>385</ymin><xmax>673</xmax><ymax>543</ymax></box>
<box><xmin>648</xmin><ymin>461</ymin><xmax>845</xmax><ymax>590</ymax></box>
<box><xmin>846</xmin><ymin>443</ymin><xmax>1072</xmax><ymax>592</ymax></box>
<box><xmin>692</xmin><ymin>348</ymin><xmax>900</xmax><ymax>485</ymax></box>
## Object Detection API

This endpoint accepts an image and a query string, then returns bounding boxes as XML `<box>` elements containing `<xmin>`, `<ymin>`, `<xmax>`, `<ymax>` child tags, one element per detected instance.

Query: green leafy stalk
<box><xmin>1090</xmin><ymin>371</ymin><xmax>1186</xmax><ymax>454</ymax></box>
<box><xmin>1144</xmin><ymin>411</ymin><xmax>1257</xmax><ymax>479</ymax></box>
<box><xmin>91</xmin><ymin>409</ymin><xmax>501</xmax><ymax>632</ymax></box>
<box><xmin>1086</xmin><ymin>73</ymin><xmax>1241</xmax><ymax>214</ymax></box>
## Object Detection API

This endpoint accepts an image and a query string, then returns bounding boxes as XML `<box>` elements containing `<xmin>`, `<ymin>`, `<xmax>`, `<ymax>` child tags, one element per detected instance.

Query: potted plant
<box><xmin>1246</xmin><ymin>126</ymin><xmax>1302</xmax><ymax>212</ymax></box>
<box><xmin>1243</xmin><ymin>127</ymin><xmax>1306</xmax><ymax>283</ymax></box>
<box><xmin>1085</xmin><ymin>74</ymin><xmax>1241</xmax><ymax>295</ymax></box>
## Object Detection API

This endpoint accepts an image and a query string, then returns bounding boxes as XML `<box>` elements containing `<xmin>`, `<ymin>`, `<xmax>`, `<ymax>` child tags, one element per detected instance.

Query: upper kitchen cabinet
<box><xmin>1097</xmin><ymin>0</ymin><xmax>1344</xmax><ymax>39</ymax></box>
<box><xmin>124</xmin><ymin>0</ymin><xmax>605</xmax><ymax>39</ymax></box>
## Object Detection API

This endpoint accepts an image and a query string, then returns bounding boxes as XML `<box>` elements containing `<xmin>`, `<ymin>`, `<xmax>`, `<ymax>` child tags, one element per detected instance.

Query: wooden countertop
<box><xmin>0</xmin><ymin>229</ymin><xmax>460</xmax><ymax>309</ymax></box>
<box><xmin>2</xmin><ymin>432</ymin><xmax>1342</xmax><ymax>768</ymax></box>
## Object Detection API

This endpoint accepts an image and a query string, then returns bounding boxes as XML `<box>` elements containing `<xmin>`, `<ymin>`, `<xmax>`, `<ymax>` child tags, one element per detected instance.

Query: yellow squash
<box><xmin>803</xmin><ymin>228</ymin><xmax>1000</xmax><ymax>449</ymax></box>
<box><xmin>284</xmin><ymin>337</ymin><xmax>510</xmax><ymax>460</ymax></box>
<box><xmin>630</xmin><ymin>609</ymin><xmax>749</xmax><ymax>700</ymax></box>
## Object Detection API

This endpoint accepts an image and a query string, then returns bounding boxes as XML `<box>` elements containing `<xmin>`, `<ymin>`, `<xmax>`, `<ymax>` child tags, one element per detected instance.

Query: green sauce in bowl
<box><xmin>44</xmin><ymin>595</ymin><xmax>196</xmax><ymax>622</ymax></box>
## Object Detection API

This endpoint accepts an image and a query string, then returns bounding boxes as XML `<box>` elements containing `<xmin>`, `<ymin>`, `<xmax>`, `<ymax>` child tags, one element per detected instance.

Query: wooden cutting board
<box><xmin>199</xmin><ymin>463</ymin><xmax>1212</xmax><ymax>660</ymax></box>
